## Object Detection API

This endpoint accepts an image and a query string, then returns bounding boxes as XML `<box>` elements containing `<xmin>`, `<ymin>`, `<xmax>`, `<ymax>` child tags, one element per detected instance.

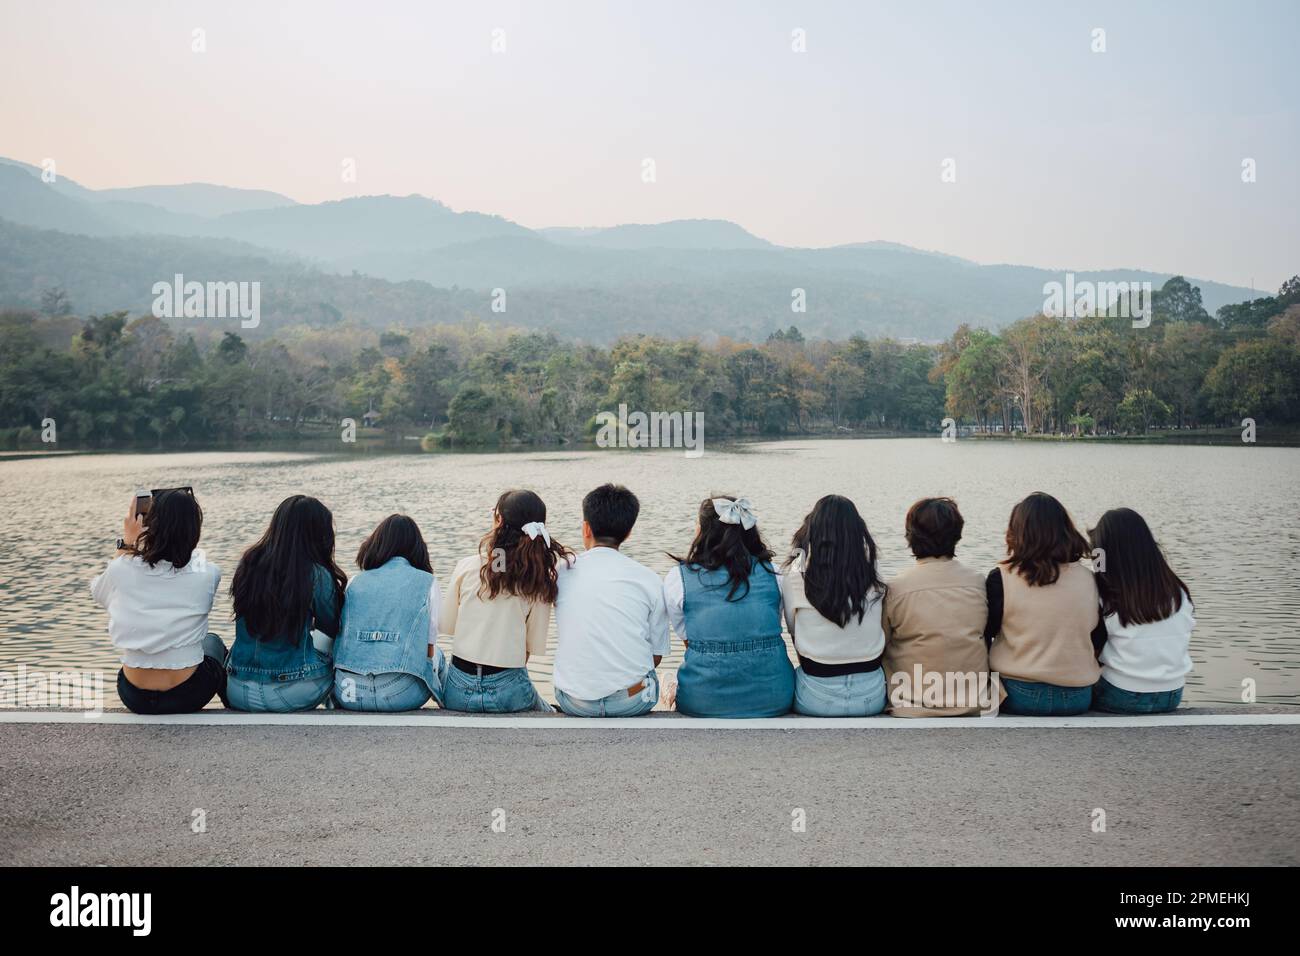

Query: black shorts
<box><xmin>116</xmin><ymin>655</ymin><xmax>228</xmax><ymax>714</ymax></box>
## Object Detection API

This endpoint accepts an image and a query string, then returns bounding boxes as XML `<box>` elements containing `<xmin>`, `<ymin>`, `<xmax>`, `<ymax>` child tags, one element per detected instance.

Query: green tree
<box><xmin>1203</xmin><ymin>340</ymin><xmax>1300</xmax><ymax>422</ymax></box>
<box><xmin>1116</xmin><ymin>388</ymin><xmax>1172</xmax><ymax>433</ymax></box>
<box><xmin>446</xmin><ymin>385</ymin><xmax>499</xmax><ymax>444</ymax></box>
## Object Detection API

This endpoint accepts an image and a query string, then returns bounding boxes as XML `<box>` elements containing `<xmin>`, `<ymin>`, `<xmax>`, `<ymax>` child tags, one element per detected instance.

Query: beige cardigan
<box><xmin>440</xmin><ymin>554</ymin><xmax>551</xmax><ymax>668</ymax></box>
<box><xmin>883</xmin><ymin>557</ymin><xmax>991</xmax><ymax>717</ymax></box>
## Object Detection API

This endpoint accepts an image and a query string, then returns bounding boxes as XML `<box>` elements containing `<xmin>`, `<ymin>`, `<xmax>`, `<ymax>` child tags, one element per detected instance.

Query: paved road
<box><xmin>2</xmin><ymin>718</ymin><xmax>1296</xmax><ymax>865</ymax></box>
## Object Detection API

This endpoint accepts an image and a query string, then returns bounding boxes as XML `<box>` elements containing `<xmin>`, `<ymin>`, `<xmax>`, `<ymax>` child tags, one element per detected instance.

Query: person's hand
<box><xmin>661</xmin><ymin>671</ymin><xmax>678</xmax><ymax>710</ymax></box>
<box><xmin>121</xmin><ymin>497</ymin><xmax>145</xmax><ymax>549</ymax></box>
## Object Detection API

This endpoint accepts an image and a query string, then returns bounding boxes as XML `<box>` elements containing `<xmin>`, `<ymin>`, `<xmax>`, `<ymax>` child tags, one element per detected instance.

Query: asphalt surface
<box><xmin>2</xmin><ymin>720</ymin><xmax>1296</xmax><ymax>865</ymax></box>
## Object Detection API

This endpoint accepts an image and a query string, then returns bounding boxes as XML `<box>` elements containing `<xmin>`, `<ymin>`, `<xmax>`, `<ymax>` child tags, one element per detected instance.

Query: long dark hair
<box><xmin>1089</xmin><ymin>508</ymin><xmax>1190</xmax><ymax>627</ymax></box>
<box><xmin>135</xmin><ymin>489</ymin><xmax>203</xmax><ymax>569</ymax></box>
<box><xmin>783</xmin><ymin>495</ymin><xmax>884</xmax><ymax>627</ymax></box>
<box><xmin>478</xmin><ymin>490</ymin><xmax>572</xmax><ymax>604</ymax></box>
<box><xmin>231</xmin><ymin>495</ymin><xmax>347</xmax><ymax>639</ymax></box>
<box><xmin>670</xmin><ymin>494</ymin><xmax>774</xmax><ymax>601</ymax></box>
<box><xmin>357</xmin><ymin>514</ymin><xmax>432</xmax><ymax>572</ymax></box>
<box><xmin>1001</xmin><ymin>491</ymin><xmax>1090</xmax><ymax>587</ymax></box>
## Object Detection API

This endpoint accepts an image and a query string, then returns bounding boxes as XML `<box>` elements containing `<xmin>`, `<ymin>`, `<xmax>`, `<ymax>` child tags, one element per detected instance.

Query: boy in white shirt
<box><xmin>553</xmin><ymin>484</ymin><xmax>670</xmax><ymax>717</ymax></box>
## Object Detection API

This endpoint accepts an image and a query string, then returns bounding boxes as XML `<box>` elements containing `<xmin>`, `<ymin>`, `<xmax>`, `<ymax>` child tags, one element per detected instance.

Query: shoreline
<box><xmin>2</xmin><ymin>427</ymin><xmax>1297</xmax><ymax>460</ymax></box>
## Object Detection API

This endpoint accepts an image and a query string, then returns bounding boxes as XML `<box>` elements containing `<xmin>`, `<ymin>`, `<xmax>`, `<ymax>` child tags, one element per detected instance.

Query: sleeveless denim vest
<box><xmin>228</xmin><ymin>564</ymin><xmax>340</xmax><ymax>682</ymax></box>
<box><xmin>333</xmin><ymin>557</ymin><xmax>434</xmax><ymax>684</ymax></box>
<box><xmin>680</xmin><ymin>560</ymin><xmax>783</xmax><ymax>643</ymax></box>
<box><xmin>676</xmin><ymin>559</ymin><xmax>794</xmax><ymax>717</ymax></box>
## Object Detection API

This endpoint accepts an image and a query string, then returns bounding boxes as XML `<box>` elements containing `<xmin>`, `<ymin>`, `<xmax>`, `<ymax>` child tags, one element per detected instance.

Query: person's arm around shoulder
<box><xmin>663</xmin><ymin>565</ymin><xmax>687</xmax><ymax>646</ymax></box>
<box><xmin>524</xmin><ymin>599</ymin><xmax>551</xmax><ymax>662</ymax></box>
<box><xmin>982</xmin><ymin>568</ymin><xmax>1003</xmax><ymax>648</ymax></box>
<box><xmin>880</xmin><ymin>576</ymin><xmax>898</xmax><ymax>641</ymax></box>
<box><xmin>646</xmin><ymin>567</ymin><xmax>670</xmax><ymax>667</ymax></box>
<box><xmin>427</xmin><ymin>575</ymin><xmax>442</xmax><ymax>656</ymax></box>
<box><xmin>773</xmin><ymin>565</ymin><xmax>787</xmax><ymax>635</ymax></box>
<box><xmin>780</xmin><ymin>569</ymin><xmax>798</xmax><ymax>641</ymax></box>
<box><xmin>312</xmin><ymin>564</ymin><xmax>343</xmax><ymax>638</ymax></box>
<box><xmin>1086</xmin><ymin>568</ymin><xmax>1108</xmax><ymax>658</ymax></box>
<box><xmin>1089</xmin><ymin>612</ymin><xmax>1109</xmax><ymax>658</ymax></box>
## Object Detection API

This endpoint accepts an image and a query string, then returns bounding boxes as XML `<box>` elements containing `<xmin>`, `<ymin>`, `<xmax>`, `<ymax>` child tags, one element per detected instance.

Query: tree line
<box><xmin>1</xmin><ymin>275</ymin><xmax>1297</xmax><ymax>449</ymax></box>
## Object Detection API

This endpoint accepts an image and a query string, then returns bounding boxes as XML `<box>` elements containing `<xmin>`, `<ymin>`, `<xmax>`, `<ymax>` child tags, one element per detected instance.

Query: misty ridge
<box><xmin>0</xmin><ymin>155</ymin><xmax>1260</xmax><ymax>344</ymax></box>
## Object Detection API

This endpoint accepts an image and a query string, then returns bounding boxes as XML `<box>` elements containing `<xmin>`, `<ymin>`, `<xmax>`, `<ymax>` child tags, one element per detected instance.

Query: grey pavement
<box><xmin>1</xmin><ymin>717</ymin><xmax>1296</xmax><ymax>866</ymax></box>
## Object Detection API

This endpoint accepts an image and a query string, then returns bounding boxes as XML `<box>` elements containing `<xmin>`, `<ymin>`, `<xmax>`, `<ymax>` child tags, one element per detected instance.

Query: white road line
<box><xmin>0</xmin><ymin>710</ymin><xmax>1296</xmax><ymax>729</ymax></box>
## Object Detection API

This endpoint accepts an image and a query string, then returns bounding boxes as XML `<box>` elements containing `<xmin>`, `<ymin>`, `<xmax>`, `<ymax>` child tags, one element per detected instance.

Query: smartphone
<box><xmin>134</xmin><ymin>492</ymin><xmax>152</xmax><ymax>518</ymax></box>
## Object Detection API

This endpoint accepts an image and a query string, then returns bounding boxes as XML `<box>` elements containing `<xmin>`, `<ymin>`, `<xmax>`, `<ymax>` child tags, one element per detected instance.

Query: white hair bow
<box><xmin>521</xmin><ymin>521</ymin><xmax>551</xmax><ymax>547</ymax></box>
<box><xmin>712</xmin><ymin>497</ymin><xmax>757</xmax><ymax>530</ymax></box>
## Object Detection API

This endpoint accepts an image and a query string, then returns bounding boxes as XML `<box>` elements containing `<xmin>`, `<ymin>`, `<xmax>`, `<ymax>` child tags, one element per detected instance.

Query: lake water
<box><xmin>1</xmin><ymin>439</ymin><xmax>1297</xmax><ymax>707</ymax></box>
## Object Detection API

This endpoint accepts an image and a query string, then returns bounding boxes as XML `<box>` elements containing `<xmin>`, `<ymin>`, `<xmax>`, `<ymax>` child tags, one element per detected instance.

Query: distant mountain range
<box><xmin>0</xmin><ymin>156</ymin><xmax>1261</xmax><ymax>342</ymax></box>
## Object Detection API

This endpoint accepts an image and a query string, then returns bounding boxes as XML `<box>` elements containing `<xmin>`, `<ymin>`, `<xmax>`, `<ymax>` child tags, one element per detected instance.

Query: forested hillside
<box><xmin>2</xmin><ymin>276</ymin><xmax>1296</xmax><ymax>448</ymax></box>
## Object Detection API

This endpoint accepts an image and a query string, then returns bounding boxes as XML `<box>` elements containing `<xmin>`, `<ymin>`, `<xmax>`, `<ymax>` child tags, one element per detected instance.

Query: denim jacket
<box><xmin>333</xmin><ymin>557</ymin><xmax>434</xmax><ymax>682</ymax></box>
<box><xmin>228</xmin><ymin>564</ymin><xmax>342</xmax><ymax>682</ymax></box>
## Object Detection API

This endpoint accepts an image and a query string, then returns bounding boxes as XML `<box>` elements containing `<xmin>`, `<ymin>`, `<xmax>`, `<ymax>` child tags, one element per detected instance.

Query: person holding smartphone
<box><xmin>91</xmin><ymin>489</ymin><xmax>227</xmax><ymax>713</ymax></box>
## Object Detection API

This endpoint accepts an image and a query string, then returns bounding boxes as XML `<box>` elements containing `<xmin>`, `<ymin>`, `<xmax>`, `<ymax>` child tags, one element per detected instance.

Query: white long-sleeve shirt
<box><xmin>90</xmin><ymin>554</ymin><xmax>221</xmax><ymax>669</ymax></box>
<box><xmin>781</xmin><ymin>570</ymin><xmax>886</xmax><ymax>664</ymax></box>
<box><xmin>1099</xmin><ymin>590</ymin><xmax>1195</xmax><ymax>692</ymax></box>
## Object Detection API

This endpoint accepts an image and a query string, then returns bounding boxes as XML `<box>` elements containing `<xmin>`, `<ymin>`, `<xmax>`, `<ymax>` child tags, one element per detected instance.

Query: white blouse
<box><xmin>90</xmin><ymin>554</ymin><xmax>222</xmax><ymax>669</ymax></box>
<box><xmin>1099</xmin><ymin>590</ymin><xmax>1195</xmax><ymax>693</ymax></box>
<box><xmin>781</xmin><ymin>570</ymin><xmax>886</xmax><ymax>664</ymax></box>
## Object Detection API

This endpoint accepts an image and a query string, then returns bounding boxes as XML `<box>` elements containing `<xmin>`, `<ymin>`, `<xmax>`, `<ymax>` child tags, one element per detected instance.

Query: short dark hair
<box><xmin>582</xmin><ymin>484</ymin><xmax>640</xmax><ymax>545</ymax></box>
<box><xmin>357</xmin><ymin>514</ymin><xmax>432</xmax><ymax>573</ymax></box>
<box><xmin>904</xmin><ymin>497</ymin><xmax>964</xmax><ymax>559</ymax></box>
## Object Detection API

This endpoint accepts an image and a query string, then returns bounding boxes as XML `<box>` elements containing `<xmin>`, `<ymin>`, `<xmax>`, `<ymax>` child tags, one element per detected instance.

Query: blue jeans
<box><xmin>676</xmin><ymin>636</ymin><xmax>795</xmax><ymax>718</ymax></box>
<box><xmin>793</xmin><ymin>667</ymin><xmax>887</xmax><ymax>717</ymax></box>
<box><xmin>226</xmin><ymin>667</ymin><xmax>334</xmax><ymax>712</ymax></box>
<box><xmin>1001</xmin><ymin>677</ymin><xmax>1094</xmax><ymax>716</ymax></box>
<box><xmin>225</xmin><ymin>631</ymin><xmax>335</xmax><ymax>713</ymax></box>
<box><xmin>442</xmin><ymin>664</ymin><xmax>552</xmax><ymax>713</ymax></box>
<box><xmin>333</xmin><ymin>647</ymin><xmax>447</xmax><ymax>711</ymax></box>
<box><xmin>1093</xmin><ymin>677</ymin><xmax>1183</xmax><ymax>714</ymax></box>
<box><xmin>555</xmin><ymin>670</ymin><xmax>658</xmax><ymax>717</ymax></box>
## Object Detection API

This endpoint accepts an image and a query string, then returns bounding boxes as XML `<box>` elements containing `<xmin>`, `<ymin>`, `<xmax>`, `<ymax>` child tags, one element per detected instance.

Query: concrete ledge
<box><xmin>2</xmin><ymin>707</ymin><xmax>1297</xmax><ymax>729</ymax></box>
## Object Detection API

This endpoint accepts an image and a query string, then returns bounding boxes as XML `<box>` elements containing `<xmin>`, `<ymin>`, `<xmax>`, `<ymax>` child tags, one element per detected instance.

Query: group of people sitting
<box><xmin>91</xmin><ymin>481</ymin><xmax>1195</xmax><ymax>719</ymax></box>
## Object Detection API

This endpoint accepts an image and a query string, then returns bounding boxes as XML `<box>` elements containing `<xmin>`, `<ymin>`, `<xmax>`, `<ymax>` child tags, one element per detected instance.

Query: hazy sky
<box><xmin>2</xmin><ymin>0</ymin><xmax>1296</xmax><ymax>289</ymax></box>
